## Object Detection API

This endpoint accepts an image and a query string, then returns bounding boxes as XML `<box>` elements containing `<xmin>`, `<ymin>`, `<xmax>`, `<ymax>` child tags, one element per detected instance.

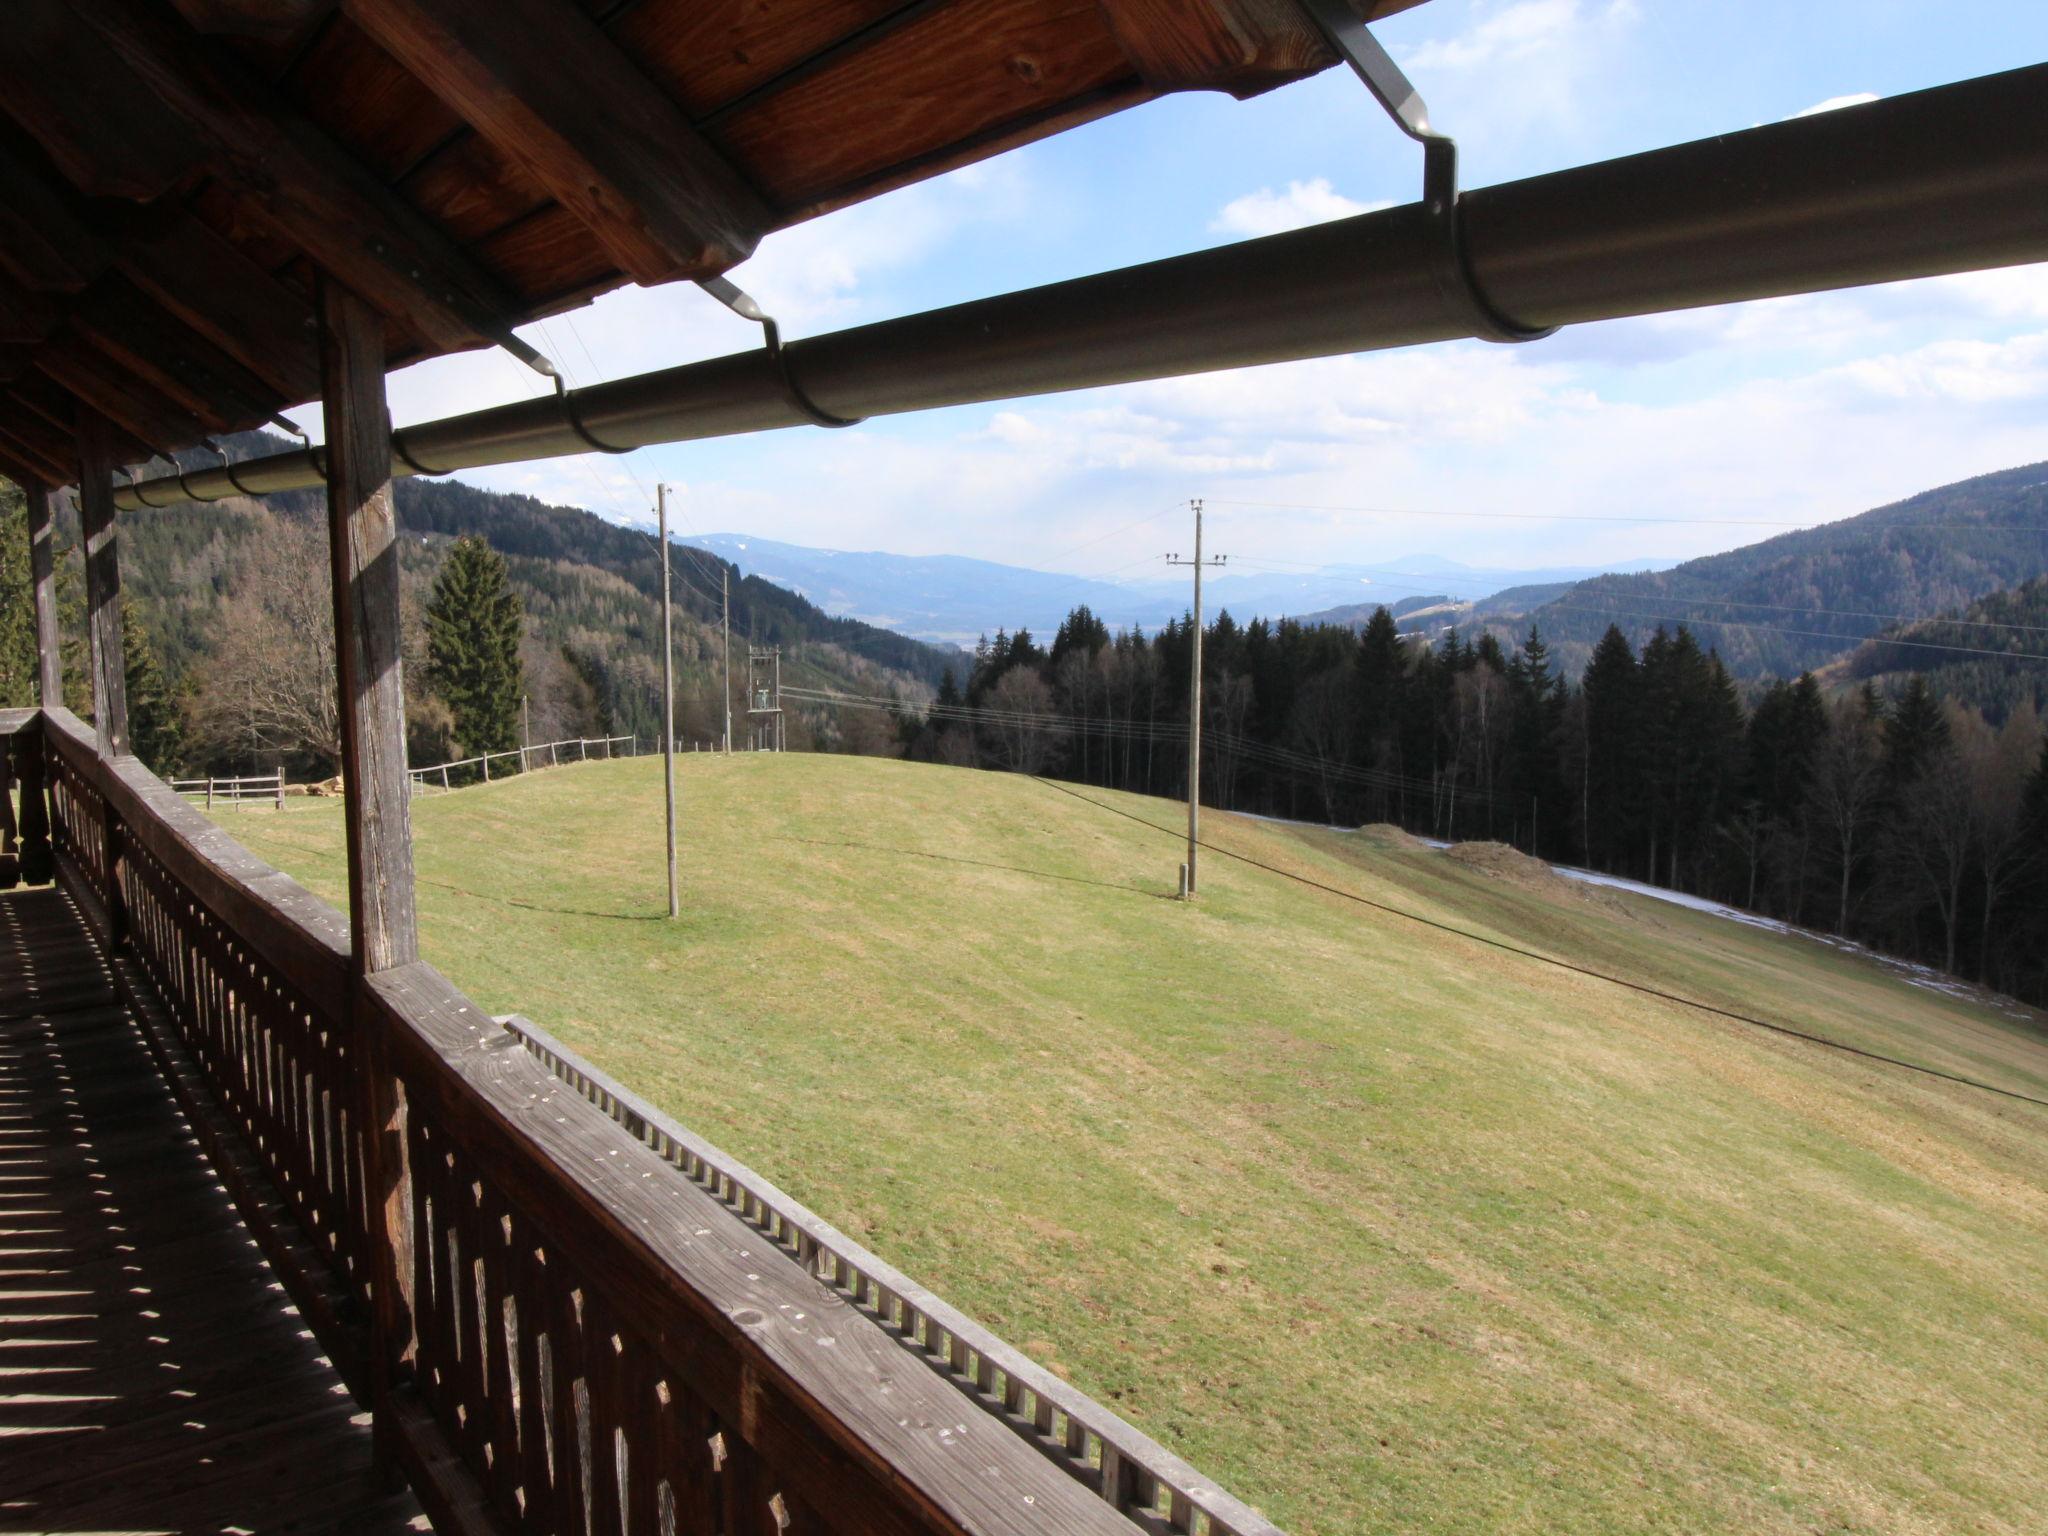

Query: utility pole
<box><xmin>1166</xmin><ymin>499</ymin><xmax>1226</xmax><ymax>897</ymax></box>
<box><xmin>722</xmin><ymin>566</ymin><xmax>733</xmax><ymax>755</ymax></box>
<box><xmin>658</xmin><ymin>485</ymin><xmax>678</xmax><ymax>918</ymax></box>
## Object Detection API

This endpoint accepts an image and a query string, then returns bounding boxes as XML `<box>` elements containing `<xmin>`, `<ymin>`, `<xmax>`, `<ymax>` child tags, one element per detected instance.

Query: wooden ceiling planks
<box><xmin>343</xmin><ymin>0</ymin><xmax>774</xmax><ymax>283</ymax></box>
<box><xmin>0</xmin><ymin>0</ymin><xmax>1408</xmax><ymax>484</ymax></box>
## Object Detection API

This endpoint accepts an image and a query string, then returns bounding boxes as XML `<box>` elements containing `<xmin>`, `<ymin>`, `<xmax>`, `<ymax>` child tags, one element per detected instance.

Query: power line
<box><xmin>1029</xmin><ymin>776</ymin><xmax>2048</xmax><ymax>1112</ymax></box>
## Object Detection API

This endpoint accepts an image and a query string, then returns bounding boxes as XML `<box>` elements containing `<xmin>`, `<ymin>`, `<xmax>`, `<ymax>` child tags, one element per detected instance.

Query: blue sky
<box><xmin>311</xmin><ymin>0</ymin><xmax>2048</xmax><ymax>586</ymax></box>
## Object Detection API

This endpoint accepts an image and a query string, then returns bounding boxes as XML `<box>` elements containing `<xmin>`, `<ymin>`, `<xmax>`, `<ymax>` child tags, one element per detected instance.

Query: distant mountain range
<box><xmin>679</xmin><ymin>532</ymin><xmax>1657</xmax><ymax>646</ymax></box>
<box><xmin>1513</xmin><ymin>462</ymin><xmax>2048</xmax><ymax>679</ymax></box>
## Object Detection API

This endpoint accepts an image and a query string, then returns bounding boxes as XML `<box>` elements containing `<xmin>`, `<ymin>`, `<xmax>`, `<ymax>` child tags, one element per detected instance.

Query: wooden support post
<box><xmin>76</xmin><ymin>411</ymin><xmax>131</xmax><ymax>941</ymax></box>
<box><xmin>0</xmin><ymin>733</ymin><xmax>16</xmax><ymax>889</ymax></box>
<box><xmin>22</xmin><ymin>474</ymin><xmax>63</xmax><ymax>708</ymax></box>
<box><xmin>76</xmin><ymin>411</ymin><xmax>128</xmax><ymax>758</ymax></box>
<box><xmin>11</xmin><ymin>725</ymin><xmax>52</xmax><ymax>885</ymax></box>
<box><xmin>319</xmin><ymin>277</ymin><xmax>418</xmax><ymax>1482</ymax></box>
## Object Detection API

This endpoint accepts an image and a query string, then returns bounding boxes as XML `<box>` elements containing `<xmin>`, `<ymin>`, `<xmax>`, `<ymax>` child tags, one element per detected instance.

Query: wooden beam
<box><xmin>117</xmin><ymin>214</ymin><xmax>322</xmax><ymax>402</ymax></box>
<box><xmin>319</xmin><ymin>280</ymin><xmax>417</xmax><ymax>973</ymax></box>
<box><xmin>1093</xmin><ymin>0</ymin><xmax>1327</xmax><ymax>95</ymax></box>
<box><xmin>319</xmin><ymin>279</ymin><xmax>418</xmax><ymax>1486</ymax></box>
<box><xmin>76</xmin><ymin>410</ymin><xmax>128</xmax><ymax>760</ymax></box>
<box><xmin>0</xmin><ymin>4</ymin><xmax>203</xmax><ymax>200</ymax></box>
<box><xmin>70</xmin><ymin>276</ymin><xmax>285</xmax><ymax>429</ymax></box>
<box><xmin>36</xmin><ymin>332</ymin><xmax>212</xmax><ymax>451</ymax></box>
<box><xmin>170</xmin><ymin>0</ymin><xmax>338</xmax><ymax>45</ymax></box>
<box><xmin>1093</xmin><ymin>0</ymin><xmax>1429</xmax><ymax>96</ymax></box>
<box><xmin>0</xmin><ymin>404</ymin><xmax>78</xmax><ymax>489</ymax></box>
<box><xmin>22</xmin><ymin>472</ymin><xmax>64</xmax><ymax>708</ymax></box>
<box><xmin>63</xmin><ymin>0</ymin><xmax>527</xmax><ymax>353</ymax></box>
<box><xmin>0</xmin><ymin>137</ymin><xmax>111</xmax><ymax>293</ymax></box>
<box><xmin>0</xmin><ymin>277</ymin><xmax>61</xmax><ymax>344</ymax></box>
<box><xmin>342</xmin><ymin>0</ymin><xmax>773</xmax><ymax>283</ymax></box>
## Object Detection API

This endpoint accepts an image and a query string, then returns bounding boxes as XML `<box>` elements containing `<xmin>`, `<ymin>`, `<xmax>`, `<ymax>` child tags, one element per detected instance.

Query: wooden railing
<box><xmin>504</xmin><ymin>1015</ymin><xmax>1284</xmax><ymax>1536</ymax></box>
<box><xmin>21</xmin><ymin>705</ymin><xmax>1268</xmax><ymax>1536</ymax></box>
<box><xmin>408</xmin><ymin>733</ymin><xmax>637</xmax><ymax>792</ymax></box>
<box><xmin>170</xmin><ymin>768</ymin><xmax>286</xmax><ymax>810</ymax></box>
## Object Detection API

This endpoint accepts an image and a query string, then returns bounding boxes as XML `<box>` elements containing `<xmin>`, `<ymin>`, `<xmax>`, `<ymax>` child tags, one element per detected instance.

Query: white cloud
<box><xmin>1405</xmin><ymin>0</ymin><xmax>1586</xmax><ymax>72</ymax></box>
<box><xmin>1210</xmin><ymin>179</ymin><xmax>1390</xmax><ymax>238</ymax></box>
<box><xmin>1790</xmin><ymin>91</ymin><xmax>1879</xmax><ymax>118</ymax></box>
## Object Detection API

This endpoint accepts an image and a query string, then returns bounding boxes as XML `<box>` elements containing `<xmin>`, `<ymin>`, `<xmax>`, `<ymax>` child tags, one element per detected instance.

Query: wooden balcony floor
<box><xmin>0</xmin><ymin>885</ymin><xmax>428</xmax><ymax>1536</ymax></box>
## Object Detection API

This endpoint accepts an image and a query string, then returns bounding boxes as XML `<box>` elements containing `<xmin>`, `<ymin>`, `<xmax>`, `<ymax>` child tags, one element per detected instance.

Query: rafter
<box><xmin>69</xmin><ymin>276</ymin><xmax>283</xmax><ymax>429</ymax></box>
<box><xmin>341</xmin><ymin>0</ymin><xmax>773</xmax><ymax>283</ymax></box>
<box><xmin>117</xmin><ymin>213</ymin><xmax>322</xmax><ymax>403</ymax></box>
<box><xmin>0</xmin><ymin>137</ymin><xmax>110</xmax><ymax>293</ymax></box>
<box><xmin>0</xmin><ymin>2</ymin><xmax>202</xmax><ymax>199</ymax></box>
<box><xmin>53</xmin><ymin>0</ymin><xmax>528</xmax><ymax>353</ymax></box>
<box><xmin>1093</xmin><ymin>0</ymin><xmax>1426</xmax><ymax>95</ymax></box>
<box><xmin>36</xmin><ymin>330</ymin><xmax>211</xmax><ymax>455</ymax></box>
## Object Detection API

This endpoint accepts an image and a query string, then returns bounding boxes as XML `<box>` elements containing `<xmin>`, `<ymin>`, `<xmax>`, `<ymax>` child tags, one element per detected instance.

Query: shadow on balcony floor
<box><xmin>0</xmin><ymin>884</ymin><xmax>427</xmax><ymax>1535</ymax></box>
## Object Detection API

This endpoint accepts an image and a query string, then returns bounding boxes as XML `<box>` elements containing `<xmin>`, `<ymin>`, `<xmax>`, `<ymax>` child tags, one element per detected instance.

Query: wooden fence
<box><xmin>23</xmin><ymin>705</ymin><xmax>1256</xmax><ymax>1536</ymax></box>
<box><xmin>408</xmin><ymin>734</ymin><xmax>637</xmax><ymax>792</ymax></box>
<box><xmin>170</xmin><ymin>768</ymin><xmax>286</xmax><ymax>810</ymax></box>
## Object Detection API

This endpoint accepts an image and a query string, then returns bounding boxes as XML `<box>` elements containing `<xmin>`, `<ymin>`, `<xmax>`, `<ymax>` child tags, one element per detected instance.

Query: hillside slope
<box><xmin>1524</xmin><ymin>461</ymin><xmax>2048</xmax><ymax>678</ymax></box>
<box><xmin>219</xmin><ymin>755</ymin><xmax>2048</xmax><ymax>1536</ymax></box>
<box><xmin>1830</xmin><ymin>574</ymin><xmax>2048</xmax><ymax>723</ymax></box>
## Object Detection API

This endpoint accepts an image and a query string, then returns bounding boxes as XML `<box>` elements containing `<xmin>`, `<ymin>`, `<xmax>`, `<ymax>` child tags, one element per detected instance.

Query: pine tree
<box><xmin>122</xmin><ymin>599</ymin><xmax>184</xmax><ymax>775</ymax></box>
<box><xmin>1580</xmin><ymin>625</ymin><xmax>1640</xmax><ymax>870</ymax></box>
<box><xmin>1882</xmin><ymin>674</ymin><xmax>1950</xmax><ymax>789</ymax></box>
<box><xmin>425</xmin><ymin>536</ymin><xmax>525</xmax><ymax>759</ymax></box>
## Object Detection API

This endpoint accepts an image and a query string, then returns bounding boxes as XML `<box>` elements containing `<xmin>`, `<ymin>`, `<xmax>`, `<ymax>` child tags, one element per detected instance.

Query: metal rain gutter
<box><xmin>115</xmin><ymin>63</ymin><xmax>2048</xmax><ymax>512</ymax></box>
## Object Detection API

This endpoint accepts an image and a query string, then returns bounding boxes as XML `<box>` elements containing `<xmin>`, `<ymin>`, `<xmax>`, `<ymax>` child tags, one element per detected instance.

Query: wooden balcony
<box><xmin>0</xmin><ymin>707</ymin><xmax>1275</xmax><ymax>1536</ymax></box>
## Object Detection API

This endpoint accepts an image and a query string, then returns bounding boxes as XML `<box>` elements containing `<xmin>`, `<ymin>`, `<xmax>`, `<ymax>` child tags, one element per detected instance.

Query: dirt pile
<box><xmin>1446</xmin><ymin>841</ymin><xmax>1645</xmax><ymax>922</ymax></box>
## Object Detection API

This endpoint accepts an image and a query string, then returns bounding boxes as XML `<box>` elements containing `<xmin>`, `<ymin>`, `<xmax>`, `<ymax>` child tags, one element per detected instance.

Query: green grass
<box><xmin>218</xmin><ymin>754</ymin><xmax>2048</xmax><ymax>1536</ymax></box>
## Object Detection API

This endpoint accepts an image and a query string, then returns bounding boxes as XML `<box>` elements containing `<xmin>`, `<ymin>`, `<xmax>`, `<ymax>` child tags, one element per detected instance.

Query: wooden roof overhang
<box><xmin>0</xmin><ymin>0</ymin><xmax>1428</xmax><ymax>489</ymax></box>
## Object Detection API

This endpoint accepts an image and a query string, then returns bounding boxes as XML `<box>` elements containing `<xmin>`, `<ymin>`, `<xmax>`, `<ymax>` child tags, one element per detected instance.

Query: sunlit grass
<box><xmin>224</xmin><ymin>754</ymin><xmax>2048</xmax><ymax>1536</ymax></box>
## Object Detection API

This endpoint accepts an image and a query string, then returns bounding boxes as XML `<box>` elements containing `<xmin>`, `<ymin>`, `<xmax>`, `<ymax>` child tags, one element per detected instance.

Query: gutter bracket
<box><xmin>1296</xmin><ymin>0</ymin><xmax>1553</xmax><ymax>345</ymax></box>
<box><xmin>699</xmin><ymin>276</ymin><xmax>866</xmax><ymax>429</ymax></box>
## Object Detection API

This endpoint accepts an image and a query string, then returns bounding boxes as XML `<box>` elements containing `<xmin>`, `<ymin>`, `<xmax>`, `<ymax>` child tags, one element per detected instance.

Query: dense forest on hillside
<box><xmin>1517</xmin><ymin>462</ymin><xmax>2048</xmax><ymax>677</ymax></box>
<box><xmin>1834</xmin><ymin>575</ymin><xmax>2048</xmax><ymax>724</ymax></box>
<box><xmin>2</xmin><ymin>436</ymin><xmax>950</xmax><ymax>774</ymax></box>
<box><xmin>835</xmin><ymin>604</ymin><xmax>2048</xmax><ymax>1004</ymax></box>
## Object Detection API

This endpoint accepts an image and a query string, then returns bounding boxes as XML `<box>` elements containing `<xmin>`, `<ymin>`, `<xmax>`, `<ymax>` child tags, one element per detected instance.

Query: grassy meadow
<box><xmin>214</xmin><ymin>753</ymin><xmax>2048</xmax><ymax>1536</ymax></box>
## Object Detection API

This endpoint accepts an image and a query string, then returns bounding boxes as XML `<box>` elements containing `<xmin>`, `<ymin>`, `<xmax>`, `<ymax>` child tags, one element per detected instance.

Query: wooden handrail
<box><xmin>503</xmin><ymin>1016</ymin><xmax>1284</xmax><ymax>1536</ymax></box>
<box><xmin>26</xmin><ymin>705</ymin><xmax>1219</xmax><ymax>1536</ymax></box>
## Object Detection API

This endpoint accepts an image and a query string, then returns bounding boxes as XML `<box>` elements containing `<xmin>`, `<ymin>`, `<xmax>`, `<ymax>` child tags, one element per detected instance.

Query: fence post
<box><xmin>276</xmin><ymin>768</ymin><xmax>285</xmax><ymax>810</ymax></box>
<box><xmin>483</xmin><ymin>751</ymin><xmax>490</xmax><ymax>783</ymax></box>
<box><xmin>579</xmin><ymin>738</ymin><xmax>587</xmax><ymax>762</ymax></box>
<box><xmin>441</xmin><ymin>764</ymin><xmax>450</xmax><ymax>791</ymax></box>
<box><xmin>550</xmin><ymin>742</ymin><xmax>558</xmax><ymax>767</ymax></box>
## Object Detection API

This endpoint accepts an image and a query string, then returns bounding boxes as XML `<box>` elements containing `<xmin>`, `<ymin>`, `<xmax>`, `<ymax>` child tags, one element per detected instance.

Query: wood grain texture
<box><xmin>117</xmin><ymin>213</ymin><xmax>322</xmax><ymax>402</ymax></box>
<box><xmin>344</xmin><ymin>0</ymin><xmax>773</xmax><ymax>282</ymax></box>
<box><xmin>74</xmin><ymin>411</ymin><xmax>127</xmax><ymax>759</ymax></box>
<box><xmin>1094</xmin><ymin>0</ymin><xmax>1325</xmax><ymax>94</ymax></box>
<box><xmin>0</xmin><ymin>0</ymin><xmax>203</xmax><ymax>200</ymax></box>
<box><xmin>318</xmin><ymin>280</ymin><xmax>419</xmax><ymax>976</ymax></box>
<box><xmin>0</xmin><ymin>881</ymin><xmax>424</xmax><ymax>1536</ymax></box>
<box><xmin>369</xmin><ymin>959</ymin><xmax>1137</xmax><ymax>1536</ymax></box>
<box><xmin>67</xmin><ymin>0</ymin><xmax>521</xmax><ymax>352</ymax></box>
<box><xmin>712</xmin><ymin>0</ymin><xmax>1135</xmax><ymax>208</ymax></box>
<box><xmin>38</xmin><ymin>329</ymin><xmax>213</xmax><ymax>447</ymax></box>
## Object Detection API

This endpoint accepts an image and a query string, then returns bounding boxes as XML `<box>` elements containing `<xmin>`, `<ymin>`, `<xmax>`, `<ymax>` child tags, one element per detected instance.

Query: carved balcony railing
<box><xmin>14</xmin><ymin>705</ymin><xmax>1280</xmax><ymax>1536</ymax></box>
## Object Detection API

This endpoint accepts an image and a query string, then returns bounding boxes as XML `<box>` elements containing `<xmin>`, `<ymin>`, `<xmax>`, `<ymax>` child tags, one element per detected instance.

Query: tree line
<box><xmin>887</xmin><ymin>605</ymin><xmax>2048</xmax><ymax>1003</ymax></box>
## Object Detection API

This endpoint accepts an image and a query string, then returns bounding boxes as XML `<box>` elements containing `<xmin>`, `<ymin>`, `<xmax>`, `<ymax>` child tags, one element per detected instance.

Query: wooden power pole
<box><xmin>722</xmin><ymin>566</ymin><xmax>732</xmax><ymax>755</ymax></box>
<box><xmin>1166</xmin><ymin>500</ymin><xmax>1225</xmax><ymax>897</ymax></box>
<box><xmin>659</xmin><ymin>485</ymin><xmax>678</xmax><ymax>918</ymax></box>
